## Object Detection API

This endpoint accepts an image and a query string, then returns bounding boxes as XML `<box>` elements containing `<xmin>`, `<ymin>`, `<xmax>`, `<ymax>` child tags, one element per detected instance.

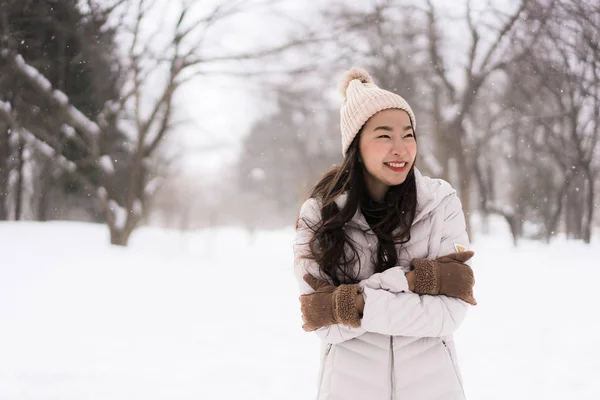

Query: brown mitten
<box><xmin>299</xmin><ymin>274</ymin><xmax>362</xmax><ymax>331</ymax></box>
<box><xmin>410</xmin><ymin>251</ymin><xmax>477</xmax><ymax>305</ymax></box>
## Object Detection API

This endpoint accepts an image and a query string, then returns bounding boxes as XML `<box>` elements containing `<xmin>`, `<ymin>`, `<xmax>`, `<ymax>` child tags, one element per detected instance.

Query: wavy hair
<box><xmin>297</xmin><ymin>129</ymin><xmax>418</xmax><ymax>285</ymax></box>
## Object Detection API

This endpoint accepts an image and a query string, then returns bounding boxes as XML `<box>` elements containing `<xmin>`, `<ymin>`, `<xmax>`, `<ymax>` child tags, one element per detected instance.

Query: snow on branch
<box><xmin>13</xmin><ymin>54</ymin><xmax>53</xmax><ymax>91</ymax></box>
<box><xmin>486</xmin><ymin>201</ymin><xmax>516</xmax><ymax>217</ymax></box>
<box><xmin>108</xmin><ymin>199</ymin><xmax>127</xmax><ymax>230</ymax></box>
<box><xmin>60</xmin><ymin>124</ymin><xmax>77</xmax><ymax>139</ymax></box>
<box><xmin>6</xmin><ymin>52</ymin><xmax>102</xmax><ymax>139</ymax></box>
<box><xmin>0</xmin><ymin>99</ymin><xmax>84</xmax><ymax>179</ymax></box>
<box><xmin>53</xmin><ymin>90</ymin><xmax>69</xmax><ymax>106</ymax></box>
<box><xmin>20</xmin><ymin>130</ymin><xmax>77</xmax><ymax>173</ymax></box>
<box><xmin>133</xmin><ymin>199</ymin><xmax>143</xmax><ymax>217</ymax></box>
<box><xmin>99</xmin><ymin>155</ymin><xmax>116</xmax><ymax>175</ymax></box>
<box><xmin>144</xmin><ymin>176</ymin><xmax>161</xmax><ymax>197</ymax></box>
<box><xmin>0</xmin><ymin>99</ymin><xmax>12</xmax><ymax>114</ymax></box>
<box><xmin>97</xmin><ymin>187</ymin><xmax>109</xmax><ymax>202</ymax></box>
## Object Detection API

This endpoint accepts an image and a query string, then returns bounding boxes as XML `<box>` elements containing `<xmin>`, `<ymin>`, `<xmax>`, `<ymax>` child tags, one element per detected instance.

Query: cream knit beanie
<box><xmin>339</xmin><ymin>67</ymin><xmax>416</xmax><ymax>156</ymax></box>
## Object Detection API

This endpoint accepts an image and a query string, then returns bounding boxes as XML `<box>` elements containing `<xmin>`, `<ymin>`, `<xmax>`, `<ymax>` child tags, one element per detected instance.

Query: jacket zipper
<box><xmin>389</xmin><ymin>336</ymin><xmax>395</xmax><ymax>400</ymax></box>
<box><xmin>317</xmin><ymin>343</ymin><xmax>333</xmax><ymax>399</ymax></box>
<box><xmin>441</xmin><ymin>340</ymin><xmax>465</xmax><ymax>394</ymax></box>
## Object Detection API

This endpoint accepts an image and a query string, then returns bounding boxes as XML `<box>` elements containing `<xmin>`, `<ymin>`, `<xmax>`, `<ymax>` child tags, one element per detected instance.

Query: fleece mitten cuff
<box><xmin>410</xmin><ymin>258</ymin><xmax>440</xmax><ymax>295</ymax></box>
<box><xmin>333</xmin><ymin>284</ymin><xmax>362</xmax><ymax>328</ymax></box>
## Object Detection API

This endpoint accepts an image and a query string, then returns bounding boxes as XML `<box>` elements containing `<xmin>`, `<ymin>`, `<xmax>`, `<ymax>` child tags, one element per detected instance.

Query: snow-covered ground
<box><xmin>1</xmin><ymin>219</ymin><xmax>599</xmax><ymax>399</ymax></box>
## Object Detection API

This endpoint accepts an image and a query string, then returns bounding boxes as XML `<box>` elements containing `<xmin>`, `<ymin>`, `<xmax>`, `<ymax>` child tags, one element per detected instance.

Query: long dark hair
<box><xmin>297</xmin><ymin>130</ymin><xmax>418</xmax><ymax>285</ymax></box>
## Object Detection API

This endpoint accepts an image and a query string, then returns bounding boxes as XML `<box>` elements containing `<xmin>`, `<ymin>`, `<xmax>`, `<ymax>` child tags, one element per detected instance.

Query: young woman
<box><xmin>294</xmin><ymin>67</ymin><xmax>476</xmax><ymax>400</ymax></box>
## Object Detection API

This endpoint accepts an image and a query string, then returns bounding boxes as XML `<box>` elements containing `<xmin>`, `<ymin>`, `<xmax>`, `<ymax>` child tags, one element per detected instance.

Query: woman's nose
<box><xmin>392</xmin><ymin>140</ymin><xmax>408</xmax><ymax>156</ymax></box>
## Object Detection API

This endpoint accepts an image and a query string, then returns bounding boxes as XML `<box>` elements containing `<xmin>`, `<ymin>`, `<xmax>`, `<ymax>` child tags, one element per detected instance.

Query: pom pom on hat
<box><xmin>338</xmin><ymin>66</ymin><xmax>417</xmax><ymax>156</ymax></box>
<box><xmin>338</xmin><ymin>67</ymin><xmax>373</xmax><ymax>101</ymax></box>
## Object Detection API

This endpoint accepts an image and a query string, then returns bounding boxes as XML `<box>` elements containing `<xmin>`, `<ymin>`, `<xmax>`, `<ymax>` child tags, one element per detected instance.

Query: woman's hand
<box><xmin>409</xmin><ymin>251</ymin><xmax>477</xmax><ymax>305</ymax></box>
<box><xmin>299</xmin><ymin>274</ymin><xmax>363</xmax><ymax>331</ymax></box>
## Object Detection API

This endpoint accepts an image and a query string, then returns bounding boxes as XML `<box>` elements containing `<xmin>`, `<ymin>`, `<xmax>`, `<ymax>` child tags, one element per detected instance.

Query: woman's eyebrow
<box><xmin>373</xmin><ymin>125</ymin><xmax>393</xmax><ymax>131</ymax></box>
<box><xmin>373</xmin><ymin>125</ymin><xmax>413</xmax><ymax>131</ymax></box>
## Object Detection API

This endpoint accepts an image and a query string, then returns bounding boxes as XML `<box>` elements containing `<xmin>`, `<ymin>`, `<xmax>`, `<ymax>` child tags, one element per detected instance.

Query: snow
<box><xmin>21</xmin><ymin>130</ymin><xmax>55</xmax><ymax>158</ymax></box>
<box><xmin>442</xmin><ymin>103</ymin><xmax>461</xmax><ymax>121</ymax></box>
<box><xmin>61</xmin><ymin>124</ymin><xmax>76</xmax><ymax>139</ymax></box>
<box><xmin>501</xmin><ymin>204</ymin><xmax>515</xmax><ymax>215</ymax></box>
<box><xmin>8</xmin><ymin>131</ymin><xmax>19</xmax><ymax>147</ymax></box>
<box><xmin>133</xmin><ymin>199</ymin><xmax>143</xmax><ymax>216</ymax></box>
<box><xmin>97</xmin><ymin>186</ymin><xmax>109</xmax><ymax>201</ymax></box>
<box><xmin>103</xmin><ymin>100</ymin><xmax>120</xmax><ymax>114</ymax></box>
<box><xmin>250</xmin><ymin>167</ymin><xmax>266</xmax><ymax>181</ymax></box>
<box><xmin>14</xmin><ymin>54</ymin><xmax>52</xmax><ymax>92</ymax></box>
<box><xmin>66</xmin><ymin>104</ymin><xmax>101</xmax><ymax>137</ymax></box>
<box><xmin>487</xmin><ymin>201</ymin><xmax>515</xmax><ymax>217</ymax></box>
<box><xmin>0</xmin><ymin>218</ymin><xmax>599</xmax><ymax>399</ymax></box>
<box><xmin>19</xmin><ymin>130</ymin><xmax>77</xmax><ymax>173</ymax></box>
<box><xmin>66</xmin><ymin>160</ymin><xmax>77</xmax><ymax>173</ymax></box>
<box><xmin>108</xmin><ymin>200</ymin><xmax>128</xmax><ymax>230</ymax></box>
<box><xmin>144</xmin><ymin>177</ymin><xmax>161</xmax><ymax>197</ymax></box>
<box><xmin>0</xmin><ymin>99</ymin><xmax>12</xmax><ymax>113</ymax></box>
<box><xmin>53</xmin><ymin>89</ymin><xmax>69</xmax><ymax>106</ymax></box>
<box><xmin>99</xmin><ymin>155</ymin><xmax>116</xmax><ymax>175</ymax></box>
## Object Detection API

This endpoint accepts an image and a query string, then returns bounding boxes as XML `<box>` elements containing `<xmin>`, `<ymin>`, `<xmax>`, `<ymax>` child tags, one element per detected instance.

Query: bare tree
<box><xmin>479</xmin><ymin>0</ymin><xmax>600</xmax><ymax>244</ymax></box>
<box><xmin>557</xmin><ymin>0</ymin><xmax>600</xmax><ymax>243</ymax></box>
<box><xmin>314</xmin><ymin>0</ymin><xmax>554</xmax><ymax>237</ymax></box>
<box><xmin>418</xmin><ymin>0</ymin><xmax>560</xmax><ymax>237</ymax></box>
<box><xmin>0</xmin><ymin>0</ymin><xmax>315</xmax><ymax>245</ymax></box>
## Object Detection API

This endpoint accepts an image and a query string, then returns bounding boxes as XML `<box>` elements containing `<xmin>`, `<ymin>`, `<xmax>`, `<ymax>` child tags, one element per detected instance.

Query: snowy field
<box><xmin>1</xmin><ymin>219</ymin><xmax>599</xmax><ymax>399</ymax></box>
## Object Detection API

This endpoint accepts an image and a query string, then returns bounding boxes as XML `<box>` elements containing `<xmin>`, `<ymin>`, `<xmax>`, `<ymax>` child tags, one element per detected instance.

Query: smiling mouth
<box><xmin>384</xmin><ymin>161</ymin><xmax>407</xmax><ymax>168</ymax></box>
<box><xmin>384</xmin><ymin>161</ymin><xmax>408</xmax><ymax>172</ymax></box>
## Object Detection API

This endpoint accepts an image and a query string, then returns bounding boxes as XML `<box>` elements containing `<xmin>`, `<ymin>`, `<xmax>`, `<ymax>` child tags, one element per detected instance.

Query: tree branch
<box><xmin>425</xmin><ymin>0</ymin><xmax>456</xmax><ymax>102</ymax></box>
<box><xmin>0</xmin><ymin>99</ymin><xmax>95</xmax><ymax>190</ymax></box>
<box><xmin>478</xmin><ymin>1</ymin><xmax>527</xmax><ymax>72</ymax></box>
<box><xmin>0</xmin><ymin>51</ymin><xmax>101</xmax><ymax>150</ymax></box>
<box><xmin>465</xmin><ymin>0</ymin><xmax>480</xmax><ymax>81</ymax></box>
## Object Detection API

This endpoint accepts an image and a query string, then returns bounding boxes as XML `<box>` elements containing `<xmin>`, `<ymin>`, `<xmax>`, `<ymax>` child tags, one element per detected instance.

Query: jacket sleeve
<box><xmin>359</xmin><ymin>193</ymin><xmax>471</xmax><ymax>337</ymax></box>
<box><xmin>293</xmin><ymin>198</ymin><xmax>367</xmax><ymax>344</ymax></box>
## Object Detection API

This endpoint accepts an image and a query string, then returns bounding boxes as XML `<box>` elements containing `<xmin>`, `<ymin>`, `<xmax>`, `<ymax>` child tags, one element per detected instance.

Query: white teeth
<box><xmin>386</xmin><ymin>162</ymin><xmax>406</xmax><ymax>168</ymax></box>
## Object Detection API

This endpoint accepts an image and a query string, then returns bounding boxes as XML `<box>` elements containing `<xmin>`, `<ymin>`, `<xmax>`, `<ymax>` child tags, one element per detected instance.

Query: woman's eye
<box><xmin>378</xmin><ymin>135</ymin><xmax>390</xmax><ymax>139</ymax></box>
<box><xmin>404</xmin><ymin>133</ymin><xmax>414</xmax><ymax>138</ymax></box>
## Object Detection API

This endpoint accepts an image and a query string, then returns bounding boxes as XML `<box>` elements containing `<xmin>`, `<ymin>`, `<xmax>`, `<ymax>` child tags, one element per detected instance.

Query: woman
<box><xmin>294</xmin><ymin>67</ymin><xmax>476</xmax><ymax>400</ymax></box>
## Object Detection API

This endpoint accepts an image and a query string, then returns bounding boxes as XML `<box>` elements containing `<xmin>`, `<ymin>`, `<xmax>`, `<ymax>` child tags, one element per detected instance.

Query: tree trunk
<box><xmin>459</xmin><ymin>161</ymin><xmax>473</xmax><ymax>240</ymax></box>
<box><xmin>546</xmin><ymin>179</ymin><xmax>569</xmax><ymax>243</ymax></box>
<box><xmin>565</xmin><ymin>173</ymin><xmax>584</xmax><ymax>240</ymax></box>
<box><xmin>446</xmin><ymin>119</ymin><xmax>473</xmax><ymax>239</ymax></box>
<box><xmin>582</xmin><ymin>168</ymin><xmax>595</xmax><ymax>244</ymax></box>
<box><xmin>36</xmin><ymin>164</ymin><xmax>53</xmax><ymax>221</ymax></box>
<box><xmin>107</xmin><ymin>202</ymin><xmax>142</xmax><ymax>246</ymax></box>
<box><xmin>505</xmin><ymin>214</ymin><xmax>520</xmax><ymax>247</ymax></box>
<box><xmin>109</xmin><ymin>225</ymin><xmax>134</xmax><ymax>246</ymax></box>
<box><xmin>14</xmin><ymin>137</ymin><xmax>23</xmax><ymax>220</ymax></box>
<box><xmin>0</xmin><ymin>127</ymin><xmax>9</xmax><ymax>220</ymax></box>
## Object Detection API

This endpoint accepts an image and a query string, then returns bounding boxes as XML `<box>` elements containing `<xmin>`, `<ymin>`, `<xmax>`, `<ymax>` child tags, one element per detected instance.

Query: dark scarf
<box><xmin>360</xmin><ymin>195</ymin><xmax>389</xmax><ymax>230</ymax></box>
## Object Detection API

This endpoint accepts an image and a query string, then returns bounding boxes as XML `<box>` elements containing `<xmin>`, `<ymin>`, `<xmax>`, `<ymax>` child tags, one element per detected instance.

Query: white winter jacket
<box><xmin>294</xmin><ymin>168</ymin><xmax>471</xmax><ymax>400</ymax></box>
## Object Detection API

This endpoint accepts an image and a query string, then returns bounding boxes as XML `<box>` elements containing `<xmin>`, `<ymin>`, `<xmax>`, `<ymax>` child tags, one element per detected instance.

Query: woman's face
<box><xmin>358</xmin><ymin>108</ymin><xmax>417</xmax><ymax>202</ymax></box>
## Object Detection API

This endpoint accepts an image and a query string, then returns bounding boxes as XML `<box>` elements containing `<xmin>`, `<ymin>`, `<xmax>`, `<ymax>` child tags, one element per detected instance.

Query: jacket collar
<box><xmin>333</xmin><ymin>167</ymin><xmax>455</xmax><ymax>233</ymax></box>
